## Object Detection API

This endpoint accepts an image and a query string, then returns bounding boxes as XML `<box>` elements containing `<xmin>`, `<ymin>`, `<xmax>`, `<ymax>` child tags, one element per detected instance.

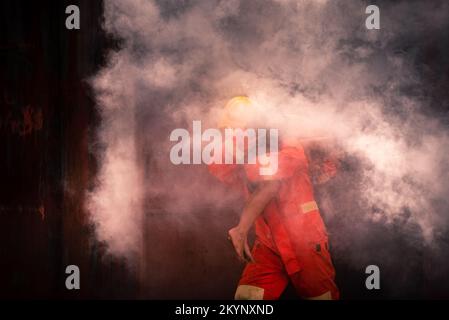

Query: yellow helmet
<box><xmin>218</xmin><ymin>96</ymin><xmax>255</xmax><ymax>129</ymax></box>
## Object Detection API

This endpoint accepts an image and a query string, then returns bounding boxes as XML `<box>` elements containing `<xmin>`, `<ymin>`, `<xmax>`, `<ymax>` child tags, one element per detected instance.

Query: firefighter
<box><xmin>209</xmin><ymin>96</ymin><xmax>340</xmax><ymax>300</ymax></box>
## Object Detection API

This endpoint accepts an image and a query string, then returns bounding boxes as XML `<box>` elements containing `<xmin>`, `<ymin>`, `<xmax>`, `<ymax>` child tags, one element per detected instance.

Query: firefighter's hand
<box><xmin>228</xmin><ymin>226</ymin><xmax>254</xmax><ymax>263</ymax></box>
<box><xmin>313</xmin><ymin>159</ymin><xmax>338</xmax><ymax>185</ymax></box>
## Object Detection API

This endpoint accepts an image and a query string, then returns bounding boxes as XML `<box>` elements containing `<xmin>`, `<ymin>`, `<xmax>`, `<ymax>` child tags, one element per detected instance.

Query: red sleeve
<box><xmin>208</xmin><ymin>163</ymin><xmax>241</xmax><ymax>185</ymax></box>
<box><xmin>321</xmin><ymin>158</ymin><xmax>338</xmax><ymax>177</ymax></box>
<box><xmin>311</xmin><ymin>157</ymin><xmax>338</xmax><ymax>183</ymax></box>
<box><xmin>244</xmin><ymin>146</ymin><xmax>308</xmax><ymax>182</ymax></box>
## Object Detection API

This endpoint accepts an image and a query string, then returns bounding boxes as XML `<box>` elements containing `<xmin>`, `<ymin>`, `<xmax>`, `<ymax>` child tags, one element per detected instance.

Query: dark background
<box><xmin>0</xmin><ymin>0</ymin><xmax>136</xmax><ymax>299</ymax></box>
<box><xmin>1</xmin><ymin>0</ymin><xmax>449</xmax><ymax>299</ymax></box>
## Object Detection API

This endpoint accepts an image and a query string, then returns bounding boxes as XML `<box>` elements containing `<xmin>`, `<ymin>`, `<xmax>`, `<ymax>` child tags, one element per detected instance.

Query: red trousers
<box><xmin>238</xmin><ymin>239</ymin><xmax>340</xmax><ymax>300</ymax></box>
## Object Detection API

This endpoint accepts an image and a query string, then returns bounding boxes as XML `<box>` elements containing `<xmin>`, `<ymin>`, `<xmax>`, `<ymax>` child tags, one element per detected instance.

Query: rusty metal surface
<box><xmin>0</xmin><ymin>0</ymin><xmax>137</xmax><ymax>299</ymax></box>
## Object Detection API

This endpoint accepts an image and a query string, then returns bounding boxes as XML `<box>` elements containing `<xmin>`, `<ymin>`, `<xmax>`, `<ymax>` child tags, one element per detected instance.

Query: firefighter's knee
<box><xmin>234</xmin><ymin>285</ymin><xmax>264</xmax><ymax>300</ymax></box>
<box><xmin>305</xmin><ymin>290</ymin><xmax>332</xmax><ymax>300</ymax></box>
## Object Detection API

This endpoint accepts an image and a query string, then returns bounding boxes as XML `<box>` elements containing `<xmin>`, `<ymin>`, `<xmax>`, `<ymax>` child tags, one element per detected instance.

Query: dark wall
<box><xmin>0</xmin><ymin>0</ymin><xmax>136</xmax><ymax>299</ymax></box>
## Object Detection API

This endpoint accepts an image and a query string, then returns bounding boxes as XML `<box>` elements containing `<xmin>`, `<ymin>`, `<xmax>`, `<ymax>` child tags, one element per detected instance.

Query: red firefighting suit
<box><xmin>209</xmin><ymin>143</ymin><xmax>340</xmax><ymax>300</ymax></box>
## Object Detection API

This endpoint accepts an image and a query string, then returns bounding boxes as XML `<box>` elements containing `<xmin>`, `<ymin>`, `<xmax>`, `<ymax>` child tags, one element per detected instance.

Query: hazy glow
<box><xmin>88</xmin><ymin>0</ymin><xmax>449</xmax><ymax>266</ymax></box>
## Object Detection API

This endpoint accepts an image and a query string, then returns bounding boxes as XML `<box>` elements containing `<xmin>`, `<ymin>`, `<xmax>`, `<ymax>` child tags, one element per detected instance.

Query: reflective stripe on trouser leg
<box><xmin>235</xmin><ymin>285</ymin><xmax>265</xmax><ymax>300</ymax></box>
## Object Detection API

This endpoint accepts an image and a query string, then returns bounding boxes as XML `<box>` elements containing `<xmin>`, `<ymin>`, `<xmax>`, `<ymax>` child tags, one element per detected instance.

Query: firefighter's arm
<box><xmin>228</xmin><ymin>180</ymin><xmax>281</xmax><ymax>262</ymax></box>
<box><xmin>208</xmin><ymin>163</ymin><xmax>243</xmax><ymax>186</ymax></box>
<box><xmin>302</xmin><ymin>137</ymin><xmax>343</xmax><ymax>185</ymax></box>
<box><xmin>311</xmin><ymin>158</ymin><xmax>338</xmax><ymax>185</ymax></box>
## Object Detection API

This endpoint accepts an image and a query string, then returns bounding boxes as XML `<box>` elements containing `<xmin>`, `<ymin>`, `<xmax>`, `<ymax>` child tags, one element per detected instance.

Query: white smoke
<box><xmin>88</xmin><ymin>0</ymin><xmax>449</xmax><ymax>264</ymax></box>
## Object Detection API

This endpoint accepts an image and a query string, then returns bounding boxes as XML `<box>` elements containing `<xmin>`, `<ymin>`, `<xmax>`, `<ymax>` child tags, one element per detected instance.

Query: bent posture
<box><xmin>209</xmin><ymin>96</ymin><xmax>340</xmax><ymax>300</ymax></box>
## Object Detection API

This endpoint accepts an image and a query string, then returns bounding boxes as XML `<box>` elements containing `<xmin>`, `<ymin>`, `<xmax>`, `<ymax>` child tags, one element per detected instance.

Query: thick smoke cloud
<box><xmin>88</xmin><ymin>0</ymin><xmax>449</xmax><ymax>294</ymax></box>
